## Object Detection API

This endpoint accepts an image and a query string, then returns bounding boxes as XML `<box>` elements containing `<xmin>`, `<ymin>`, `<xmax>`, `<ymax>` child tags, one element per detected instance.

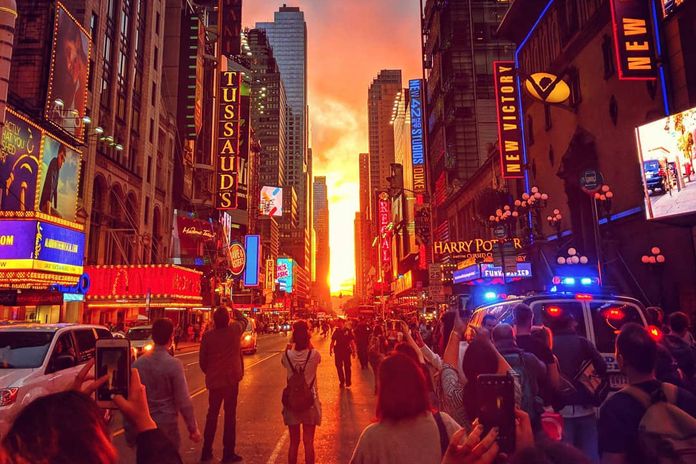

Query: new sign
<box><xmin>609</xmin><ymin>0</ymin><xmax>657</xmax><ymax>80</ymax></box>
<box><xmin>409</xmin><ymin>79</ymin><xmax>426</xmax><ymax>194</ymax></box>
<box><xmin>216</xmin><ymin>70</ymin><xmax>241</xmax><ymax>209</ymax></box>
<box><xmin>493</xmin><ymin>62</ymin><xmax>524</xmax><ymax>178</ymax></box>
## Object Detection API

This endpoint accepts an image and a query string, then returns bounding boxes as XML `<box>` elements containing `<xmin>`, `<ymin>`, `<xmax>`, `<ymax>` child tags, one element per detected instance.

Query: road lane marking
<box><xmin>112</xmin><ymin>351</ymin><xmax>281</xmax><ymax>438</ymax></box>
<box><xmin>186</xmin><ymin>361</ymin><xmax>198</xmax><ymax>366</ymax></box>
<box><xmin>266</xmin><ymin>430</ymin><xmax>288</xmax><ymax>464</ymax></box>
<box><xmin>175</xmin><ymin>350</ymin><xmax>199</xmax><ymax>358</ymax></box>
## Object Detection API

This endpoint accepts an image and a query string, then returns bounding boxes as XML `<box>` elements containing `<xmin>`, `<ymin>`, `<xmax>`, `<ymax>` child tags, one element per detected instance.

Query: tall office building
<box><xmin>357</xmin><ymin>153</ymin><xmax>372</xmax><ymax>299</ymax></box>
<box><xmin>257</xmin><ymin>5</ymin><xmax>311</xmax><ymax>275</ymax></box>
<box><xmin>423</xmin><ymin>0</ymin><xmax>513</xmax><ymax>236</ymax></box>
<box><xmin>368</xmin><ymin>70</ymin><xmax>402</xmax><ymax>195</ymax></box>
<box><xmin>313</xmin><ymin>176</ymin><xmax>330</xmax><ymax>307</ymax></box>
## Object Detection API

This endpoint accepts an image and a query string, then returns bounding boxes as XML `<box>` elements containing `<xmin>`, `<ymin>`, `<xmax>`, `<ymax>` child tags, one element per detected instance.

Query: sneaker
<box><xmin>222</xmin><ymin>454</ymin><xmax>243</xmax><ymax>463</ymax></box>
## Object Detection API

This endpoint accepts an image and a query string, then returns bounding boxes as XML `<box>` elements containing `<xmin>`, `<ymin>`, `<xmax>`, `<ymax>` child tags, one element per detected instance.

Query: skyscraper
<box><xmin>257</xmin><ymin>6</ymin><xmax>311</xmax><ymax>276</ymax></box>
<box><xmin>368</xmin><ymin>70</ymin><xmax>402</xmax><ymax>194</ymax></box>
<box><xmin>313</xmin><ymin>176</ymin><xmax>330</xmax><ymax>307</ymax></box>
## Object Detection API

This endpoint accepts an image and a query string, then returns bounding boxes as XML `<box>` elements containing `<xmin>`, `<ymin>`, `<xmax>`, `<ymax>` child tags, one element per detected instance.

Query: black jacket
<box><xmin>199</xmin><ymin>322</ymin><xmax>244</xmax><ymax>390</ymax></box>
<box><xmin>553</xmin><ymin>330</ymin><xmax>607</xmax><ymax>405</ymax></box>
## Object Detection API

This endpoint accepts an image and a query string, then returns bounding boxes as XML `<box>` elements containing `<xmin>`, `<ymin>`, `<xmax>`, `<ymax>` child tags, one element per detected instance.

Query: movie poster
<box><xmin>45</xmin><ymin>3</ymin><xmax>91</xmax><ymax>139</ymax></box>
<box><xmin>0</xmin><ymin>110</ymin><xmax>41</xmax><ymax>211</ymax></box>
<box><xmin>37</xmin><ymin>134</ymin><xmax>81</xmax><ymax>221</ymax></box>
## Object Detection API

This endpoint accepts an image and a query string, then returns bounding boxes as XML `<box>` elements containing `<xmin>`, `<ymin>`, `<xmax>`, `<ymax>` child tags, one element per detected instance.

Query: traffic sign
<box><xmin>580</xmin><ymin>169</ymin><xmax>603</xmax><ymax>193</ymax></box>
<box><xmin>493</xmin><ymin>225</ymin><xmax>507</xmax><ymax>239</ymax></box>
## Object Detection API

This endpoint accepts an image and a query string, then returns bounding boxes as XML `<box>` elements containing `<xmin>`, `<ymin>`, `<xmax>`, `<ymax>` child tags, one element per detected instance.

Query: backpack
<box><xmin>622</xmin><ymin>383</ymin><xmax>696</xmax><ymax>463</ymax></box>
<box><xmin>282</xmin><ymin>350</ymin><xmax>315</xmax><ymax>412</ymax></box>
<box><xmin>505</xmin><ymin>353</ymin><xmax>542</xmax><ymax>426</ymax></box>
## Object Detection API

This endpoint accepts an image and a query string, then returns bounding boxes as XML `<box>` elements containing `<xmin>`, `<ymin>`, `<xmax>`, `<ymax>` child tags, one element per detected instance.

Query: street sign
<box><xmin>580</xmin><ymin>169</ymin><xmax>603</xmax><ymax>193</ymax></box>
<box><xmin>493</xmin><ymin>225</ymin><xmax>507</xmax><ymax>239</ymax></box>
<box><xmin>428</xmin><ymin>263</ymin><xmax>442</xmax><ymax>283</ymax></box>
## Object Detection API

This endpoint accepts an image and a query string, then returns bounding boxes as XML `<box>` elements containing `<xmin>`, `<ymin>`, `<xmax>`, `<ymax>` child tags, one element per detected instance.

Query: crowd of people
<box><xmin>4</xmin><ymin>305</ymin><xmax>696</xmax><ymax>464</ymax></box>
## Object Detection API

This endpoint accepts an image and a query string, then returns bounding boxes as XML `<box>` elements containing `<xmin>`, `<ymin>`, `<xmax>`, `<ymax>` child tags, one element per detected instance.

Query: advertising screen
<box><xmin>38</xmin><ymin>134</ymin><xmax>81</xmax><ymax>221</ymax></box>
<box><xmin>276</xmin><ymin>258</ymin><xmax>294</xmax><ymax>294</ymax></box>
<box><xmin>260</xmin><ymin>186</ymin><xmax>283</xmax><ymax>216</ymax></box>
<box><xmin>171</xmin><ymin>211</ymin><xmax>215</xmax><ymax>264</ymax></box>
<box><xmin>636</xmin><ymin>106</ymin><xmax>696</xmax><ymax>220</ymax></box>
<box><xmin>45</xmin><ymin>3</ymin><xmax>91</xmax><ymax>139</ymax></box>
<box><xmin>0</xmin><ymin>110</ymin><xmax>41</xmax><ymax>211</ymax></box>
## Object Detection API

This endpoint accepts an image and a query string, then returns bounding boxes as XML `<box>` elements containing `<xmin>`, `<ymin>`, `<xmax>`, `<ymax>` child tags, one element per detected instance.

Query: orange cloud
<box><xmin>245</xmin><ymin>1</ymin><xmax>422</xmax><ymax>292</ymax></box>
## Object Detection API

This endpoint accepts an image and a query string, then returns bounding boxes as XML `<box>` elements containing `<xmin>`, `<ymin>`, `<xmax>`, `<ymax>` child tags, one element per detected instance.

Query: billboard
<box><xmin>0</xmin><ymin>110</ymin><xmax>41</xmax><ymax>211</ymax></box>
<box><xmin>215</xmin><ymin>70</ymin><xmax>241</xmax><ymax>209</ymax></box>
<box><xmin>493</xmin><ymin>61</ymin><xmax>524</xmax><ymax>178</ymax></box>
<box><xmin>636</xmin><ymin>106</ymin><xmax>696</xmax><ymax>220</ymax></box>
<box><xmin>171</xmin><ymin>211</ymin><xmax>215</xmax><ymax>264</ymax></box>
<box><xmin>38</xmin><ymin>134</ymin><xmax>81</xmax><ymax>221</ymax></box>
<box><xmin>0</xmin><ymin>219</ymin><xmax>85</xmax><ymax>276</ymax></box>
<box><xmin>609</xmin><ymin>0</ymin><xmax>657</xmax><ymax>80</ymax></box>
<box><xmin>276</xmin><ymin>258</ymin><xmax>294</xmax><ymax>293</ymax></box>
<box><xmin>243</xmin><ymin>235</ymin><xmax>260</xmax><ymax>287</ymax></box>
<box><xmin>377</xmin><ymin>191</ymin><xmax>392</xmax><ymax>276</ymax></box>
<box><xmin>45</xmin><ymin>3</ymin><xmax>91</xmax><ymax>139</ymax></box>
<box><xmin>409</xmin><ymin>79</ymin><xmax>426</xmax><ymax>194</ymax></box>
<box><xmin>219</xmin><ymin>0</ymin><xmax>242</xmax><ymax>57</ymax></box>
<box><xmin>260</xmin><ymin>186</ymin><xmax>283</xmax><ymax>216</ymax></box>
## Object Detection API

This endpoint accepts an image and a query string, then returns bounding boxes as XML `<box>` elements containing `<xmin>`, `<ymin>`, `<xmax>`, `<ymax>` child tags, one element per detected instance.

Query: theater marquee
<box><xmin>493</xmin><ymin>62</ymin><xmax>524</xmax><ymax>179</ymax></box>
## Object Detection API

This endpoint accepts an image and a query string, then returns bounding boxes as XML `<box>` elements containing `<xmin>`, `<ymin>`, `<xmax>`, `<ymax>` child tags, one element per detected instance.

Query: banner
<box><xmin>37</xmin><ymin>134</ymin><xmax>81</xmax><ymax>221</ymax></box>
<box><xmin>218</xmin><ymin>0</ymin><xmax>242</xmax><ymax>57</ymax></box>
<box><xmin>609</xmin><ymin>0</ymin><xmax>657</xmax><ymax>80</ymax></box>
<box><xmin>0</xmin><ymin>110</ymin><xmax>41</xmax><ymax>211</ymax></box>
<box><xmin>260</xmin><ymin>186</ymin><xmax>283</xmax><ymax>216</ymax></box>
<box><xmin>45</xmin><ymin>3</ymin><xmax>91</xmax><ymax>140</ymax></box>
<box><xmin>265</xmin><ymin>258</ymin><xmax>275</xmax><ymax>293</ymax></box>
<box><xmin>378</xmin><ymin>191</ymin><xmax>392</xmax><ymax>276</ymax></box>
<box><xmin>493</xmin><ymin>61</ymin><xmax>524</xmax><ymax>179</ymax></box>
<box><xmin>216</xmin><ymin>70</ymin><xmax>241</xmax><ymax>209</ymax></box>
<box><xmin>409</xmin><ymin>79</ymin><xmax>426</xmax><ymax>194</ymax></box>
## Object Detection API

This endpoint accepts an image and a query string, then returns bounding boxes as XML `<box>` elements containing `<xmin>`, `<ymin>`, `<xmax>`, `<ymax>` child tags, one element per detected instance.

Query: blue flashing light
<box><xmin>550</xmin><ymin>285</ymin><xmax>558</xmax><ymax>293</ymax></box>
<box><xmin>484</xmin><ymin>291</ymin><xmax>497</xmax><ymax>301</ymax></box>
<box><xmin>581</xmin><ymin>277</ymin><xmax>593</xmax><ymax>286</ymax></box>
<box><xmin>562</xmin><ymin>277</ymin><xmax>576</xmax><ymax>286</ymax></box>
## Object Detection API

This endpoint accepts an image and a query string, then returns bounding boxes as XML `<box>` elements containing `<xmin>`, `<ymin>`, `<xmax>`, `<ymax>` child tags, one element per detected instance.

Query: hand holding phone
<box><xmin>476</xmin><ymin>374</ymin><xmax>516</xmax><ymax>454</ymax></box>
<box><xmin>95</xmin><ymin>338</ymin><xmax>130</xmax><ymax>409</ymax></box>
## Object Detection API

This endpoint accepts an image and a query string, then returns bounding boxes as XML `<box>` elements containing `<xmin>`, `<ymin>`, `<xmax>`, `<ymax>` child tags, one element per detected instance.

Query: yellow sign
<box><xmin>524</xmin><ymin>73</ymin><xmax>570</xmax><ymax>104</ymax></box>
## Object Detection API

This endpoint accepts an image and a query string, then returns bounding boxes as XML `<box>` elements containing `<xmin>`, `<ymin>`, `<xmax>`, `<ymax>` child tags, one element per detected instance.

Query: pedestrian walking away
<box><xmin>330</xmin><ymin>319</ymin><xmax>356</xmax><ymax>388</ymax></box>
<box><xmin>199</xmin><ymin>307</ymin><xmax>247</xmax><ymax>463</ymax></box>
<box><xmin>354</xmin><ymin>319</ymin><xmax>372</xmax><ymax>369</ymax></box>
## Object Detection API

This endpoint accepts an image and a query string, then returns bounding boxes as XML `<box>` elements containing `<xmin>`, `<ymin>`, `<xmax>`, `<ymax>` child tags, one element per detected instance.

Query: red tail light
<box><xmin>547</xmin><ymin>306</ymin><xmax>562</xmax><ymax>317</ymax></box>
<box><xmin>648</xmin><ymin>325</ymin><xmax>663</xmax><ymax>341</ymax></box>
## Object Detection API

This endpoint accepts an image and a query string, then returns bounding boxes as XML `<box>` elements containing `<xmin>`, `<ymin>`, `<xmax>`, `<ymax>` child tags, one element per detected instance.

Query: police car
<box><xmin>468</xmin><ymin>277</ymin><xmax>652</xmax><ymax>390</ymax></box>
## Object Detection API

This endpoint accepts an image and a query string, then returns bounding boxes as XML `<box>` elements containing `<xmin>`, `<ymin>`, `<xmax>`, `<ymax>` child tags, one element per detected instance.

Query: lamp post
<box><xmin>641</xmin><ymin>247</ymin><xmax>666</xmax><ymax>306</ymax></box>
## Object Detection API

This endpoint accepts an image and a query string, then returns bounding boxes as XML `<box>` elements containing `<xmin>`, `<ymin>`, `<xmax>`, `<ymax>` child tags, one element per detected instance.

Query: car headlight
<box><xmin>143</xmin><ymin>343</ymin><xmax>154</xmax><ymax>352</ymax></box>
<box><xmin>0</xmin><ymin>388</ymin><xmax>18</xmax><ymax>407</ymax></box>
<box><xmin>244</xmin><ymin>334</ymin><xmax>252</xmax><ymax>342</ymax></box>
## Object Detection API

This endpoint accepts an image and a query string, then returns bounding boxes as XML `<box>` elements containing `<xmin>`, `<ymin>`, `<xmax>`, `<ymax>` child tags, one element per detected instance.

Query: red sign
<box><xmin>493</xmin><ymin>61</ymin><xmax>524</xmax><ymax>179</ymax></box>
<box><xmin>229</xmin><ymin>243</ymin><xmax>246</xmax><ymax>276</ymax></box>
<box><xmin>378</xmin><ymin>191</ymin><xmax>392</xmax><ymax>276</ymax></box>
<box><xmin>85</xmin><ymin>265</ymin><xmax>202</xmax><ymax>299</ymax></box>
<box><xmin>609</xmin><ymin>0</ymin><xmax>657</xmax><ymax>80</ymax></box>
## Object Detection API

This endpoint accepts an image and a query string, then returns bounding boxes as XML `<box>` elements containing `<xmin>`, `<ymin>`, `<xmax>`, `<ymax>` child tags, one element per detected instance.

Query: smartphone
<box><xmin>95</xmin><ymin>338</ymin><xmax>131</xmax><ymax>409</ymax></box>
<box><xmin>477</xmin><ymin>374</ymin><xmax>516</xmax><ymax>453</ymax></box>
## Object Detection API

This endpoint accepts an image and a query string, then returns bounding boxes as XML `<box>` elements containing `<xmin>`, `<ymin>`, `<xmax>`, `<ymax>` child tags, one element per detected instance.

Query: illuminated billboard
<box><xmin>38</xmin><ymin>134</ymin><xmax>81</xmax><ymax>221</ymax></box>
<box><xmin>609</xmin><ymin>0</ymin><xmax>657</xmax><ymax>80</ymax></box>
<box><xmin>409</xmin><ymin>79</ymin><xmax>426</xmax><ymax>194</ymax></box>
<box><xmin>215</xmin><ymin>70</ymin><xmax>241</xmax><ymax>209</ymax></box>
<box><xmin>276</xmin><ymin>258</ymin><xmax>294</xmax><ymax>293</ymax></box>
<box><xmin>243</xmin><ymin>235</ymin><xmax>260</xmax><ymax>287</ymax></box>
<box><xmin>260</xmin><ymin>186</ymin><xmax>283</xmax><ymax>216</ymax></box>
<box><xmin>0</xmin><ymin>110</ymin><xmax>41</xmax><ymax>211</ymax></box>
<box><xmin>0</xmin><ymin>218</ymin><xmax>85</xmax><ymax>276</ymax></box>
<box><xmin>636</xmin><ymin>106</ymin><xmax>696</xmax><ymax>220</ymax></box>
<box><xmin>493</xmin><ymin>62</ymin><xmax>524</xmax><ymax>178</ymax></box>
<box><xmin>45</xmin><ymin>3</ymin><xmax>91</xmax><ymax>140</ymax></box>
<box><xmin>377</xmin><ymin>191</ymin><xmax>392</xmax><ymax>276</ymax></box>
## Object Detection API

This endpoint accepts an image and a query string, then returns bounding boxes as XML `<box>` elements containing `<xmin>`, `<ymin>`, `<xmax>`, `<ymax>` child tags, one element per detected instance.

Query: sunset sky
<box><xmin>244</xmin><ymin>1</ymin><xmax>422</xmax><ymax>293</ymax></box>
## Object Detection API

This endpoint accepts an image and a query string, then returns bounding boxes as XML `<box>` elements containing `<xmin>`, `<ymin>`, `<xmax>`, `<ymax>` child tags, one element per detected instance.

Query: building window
<box><xmin>544</xmin><ymin>104</ymin><xmax>552</xmax><ymax>131</ymax></box>
<box><xmin>90</xmin><ymin>13</ymin><xmax>98</xmax><ymax>43</ymax></box>
<box><xmin>149</xmin><ymin>118</ymin><xmax>154</xmax><ymax>143</ymax></box>
<box><xmin>155</xmin><ymin>11</ymin><xmax>160</xmax><ymax>35</ymax></box>
<box><xmin>151</xmin><ymin>82</ymin><xmax>156</xmax><ymax>107</ymax></box>
<box><xmin>147</xmin><ymin>156</ymin><xmax>152</xmax><ymax>182</ymax></box>
<box><xmin>88</xmin><ymin>59</ymin><xmax>95</xmax><ymax>93</ymax></box>
<box><xmin>602</xmin><ymin>35</ymin><xmax>615</xmax><ymax>79</ymax></box>
<box><xmin>153</xmin><ymin>46</ymin><xmax>158</xmax><ymax>70</ymax></box>
<box><xmin>568</xmin><ymin>68</ymin><xmax>582</xmax><ymax>109</ymax></box>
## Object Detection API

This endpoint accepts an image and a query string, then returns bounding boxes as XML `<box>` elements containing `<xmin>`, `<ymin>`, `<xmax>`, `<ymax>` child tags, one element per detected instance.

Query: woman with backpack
<box><xmin>282</xmin><ymin>320</ymin><xmax>321</xmax><ymax>464</ymax></box>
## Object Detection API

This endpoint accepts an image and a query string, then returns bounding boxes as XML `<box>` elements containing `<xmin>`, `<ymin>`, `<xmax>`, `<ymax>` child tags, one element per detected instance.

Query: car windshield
<box><xmin>127</xmin><ymin>328</ymin><xmax>152</xmax><ymax>340</ymax></box>
<box><xmin>644</xmin><ymin>160</ymin><xmax>660</xmax><ymax>171</ymax></box>
<box><xmin>591</xmin><ymin>302</ymin><xmax>645</xmax><ymax>353</ymax></box>
<box><xmin>0</xmin><ymin>332</ymin><xmax>55</xmax><ymax>368</ymax></box>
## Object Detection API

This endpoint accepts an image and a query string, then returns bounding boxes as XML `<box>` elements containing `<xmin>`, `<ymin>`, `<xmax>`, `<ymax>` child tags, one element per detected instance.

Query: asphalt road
<box><xmin>112</xmin><ymin>332</ymin><xmax>376</xmax><ymax>463</ymax></box>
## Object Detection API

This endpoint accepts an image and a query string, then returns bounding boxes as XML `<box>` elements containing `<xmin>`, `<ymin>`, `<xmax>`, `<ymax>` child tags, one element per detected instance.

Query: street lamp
<box><xmin>557</xmin><ymin>247</ymin><xmax>589</xmax><ymax>265</ymax></box>
<box><xmin>641</xmin><ymin>247</ymin><xmax>666</xmax><ymax>306</ymax></box>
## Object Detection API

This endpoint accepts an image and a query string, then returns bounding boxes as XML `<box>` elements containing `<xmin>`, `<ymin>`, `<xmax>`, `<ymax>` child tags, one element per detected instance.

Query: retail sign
<box><xmin>228</xmin><ymin>242</ymin><xmax>246</xmax><ymax>276</ymax></box>
<box><xmin>276</xmin><ymin>258</ymin><xmax>294</xmax><ymax>294</ymax></box>
<box><xmin>377</xmin><ymin>192</ymin><xmax>392</xmax><ymax>275</ymax></box>
<box><xmin>453</xmin><ymin>262</ymin><xmax>533</xmax><ymax>284</ymax></box>
<box><xmin>453</xmin><ymin>264</ymin><xmax>482</xmax><ymax>284</ymax></box>
<box><xmin>260</xmin><ymin>186</ymin><xmax>283</xmax><ymax>216</ymax></box>
<box><xmin>524</xmin><ymin>73</ymin><xmax>570</xmax><ymax>104</ymax></box>
<box><xmin>265</xmin><ymin>258</ymin><xmax>275</xmax><ymax>292</ymax></box>
<box><xmin>0</xmin><ymin>218</ymin><xmax>84</xmax><ymax>276</ymax></box>
<box><xmin>215</xmin><ymin>70</ymin><xmax>241</xmax><ymax>210</ymax></box>
<box><xmin>409</xmin><ymin>79</ymin><xmax>426</xmax><ymax>194</ymax></box>
<box><xmin>609</xmin><ymin>0</ymin><xmax>657</xmax><ymax>80</ymax></box>
<box><xmin>493</xmin><ymin>61</ymin><xmax>524</xmax><ymax>179</ymax></box>
<box><xmin>243</xmin><ymin>235</ymin><xmax>260</xmax><ymax>287</ymax></box>
<box><xmin>218</xmin><ymin>0</ymin><xmax>242</xmax><ymax>57</ymax></box>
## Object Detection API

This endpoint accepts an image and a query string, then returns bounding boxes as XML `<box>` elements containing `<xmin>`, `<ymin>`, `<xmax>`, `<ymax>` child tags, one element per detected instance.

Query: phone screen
<box><xmin>477</xmin><ymin>374</ymin><xmax>516</xmax><ymax>453</ymax></box>
<box><xmin>96</xmin><ymin>346</ymin><xmax>129</xmax><ymax>402</ymax></box>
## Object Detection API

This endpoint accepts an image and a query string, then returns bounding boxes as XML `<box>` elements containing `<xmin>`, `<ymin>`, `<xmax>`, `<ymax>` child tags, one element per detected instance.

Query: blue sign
<box><xmin>453</xmin><ymin>264</ymin><xmax>481</xmax><ymax>284</ymax></box>
<box><xmin>481</xmin><ymin>262</ymin><xmax>533</xmax><ymax>279</ymax></box>
<box><xmin>409</xmin><ymin>79</ymin><xmax>426</xmax><ymax>194</ymax></box>
<box><xmin>243</xmin><ymin>235</ymin><xmax>260</xmax><ymax>287</ymax></box>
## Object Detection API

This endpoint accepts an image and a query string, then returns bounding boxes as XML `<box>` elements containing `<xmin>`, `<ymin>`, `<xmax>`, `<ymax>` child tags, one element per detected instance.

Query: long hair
<box><xmin>376</xmin><ymin>353</ymin><xmax>431</xmax><ymax>422</ymax></box>
<box><xmin>3</xmin><ymin>391</ymin><xmax>117</xmax><ymax>464</ymax></box>
<box><xmin>462</xmin><ymin>339</ymin><xmax>500</xmax><ymax>420</ymax></box>
<box><xmin>292</xmin><ymin>320</ymin><xmax>312</xmax><ymax>350</ymax></box>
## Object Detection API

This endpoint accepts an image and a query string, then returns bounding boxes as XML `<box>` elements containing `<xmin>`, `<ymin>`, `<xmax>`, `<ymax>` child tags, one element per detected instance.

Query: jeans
<box><xmin>562</xmin><ymin>414</ymin><xmax>599</xmax><ymax>464</ymax></box>
<box><xmin>158</xmin><ymin>421</ymin><xmax>181</xmax><ymax>452</ymax></box>
<box><xmin>202</xmin><ymin>384</ymin><xmax>240</xmax><ymax>460</ymax></box>
<box><xmin>357</xmin><ymin>344</ymin><xmax>369</xmax><ymax>369</ymax></box>
<box><xmin>335</xmin><ymin>352</ymin><xmax>352</xmax><ymax>385</ymax></box>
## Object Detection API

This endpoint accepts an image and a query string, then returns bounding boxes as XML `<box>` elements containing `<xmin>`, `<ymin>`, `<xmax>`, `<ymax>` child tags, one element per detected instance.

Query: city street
<box><xmin>111</xmin><ymin>333</ymin><xmax>376</xmax><ymax>464</ymax></box>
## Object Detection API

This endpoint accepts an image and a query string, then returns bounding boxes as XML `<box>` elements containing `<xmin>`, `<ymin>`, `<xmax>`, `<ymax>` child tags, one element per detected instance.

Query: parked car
<box><xmin>469</xmin><ymin>292</ymin><xmax>648</xmax><ymax>390</ymax></box>
<box><xmin>127</xmin><ymin>325</ymin><xmax>175</xmax><ymax>358</ymax></box>
<box><xmin>0</xmin><ymin>323</ymin><xmax>112</xmax><ymax>437</ymax></box>
<box><xmin>643</xmin><ymin>159</ymin><xmax>663</xmax><ymax>193</ymax></box>
<box><xmin>241</xmin><ymin>319</ymin><xmax>258</xmax><ymax>354</ymax></box>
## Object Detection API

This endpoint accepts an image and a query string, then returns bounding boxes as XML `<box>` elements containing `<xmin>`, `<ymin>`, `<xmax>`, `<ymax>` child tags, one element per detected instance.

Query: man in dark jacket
<box><xmin>354</xmin><ymin>320</ymin><xmax>371</xmax><ymax>369</ymax></box>
<box><xmin>663</xmin><ymin>311</ymin><xmax>696</xmax><ymax>393</ymax></box>
<box><xmin>199</xmin><ymin>307</ymin><xmax>246</xmax><ymax>463</ymax></box>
